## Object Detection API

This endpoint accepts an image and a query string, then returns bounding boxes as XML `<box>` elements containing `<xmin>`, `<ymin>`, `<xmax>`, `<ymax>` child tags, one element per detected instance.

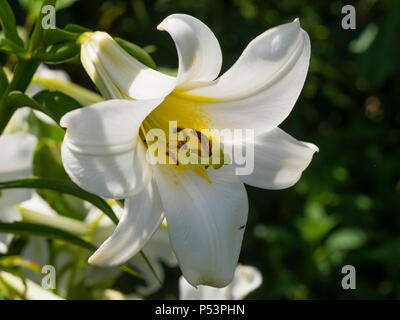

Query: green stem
<box><xmin>28</xmin><ymin>0</ymin><xmax>57</xmax><ymax>52</ymax></box>
<box><xmin>0</xmin><ymin>0</ymin><xmax>58</xmax><ymax>135</ymax></box>
<box><xmin>140</xmin><ymin>251</ymin><xmax>162</xmax><ymax>286</ymax></box>
<box><xmin>0</xmin><ymin>60</ymin><xmax>40</xmax><ymax>134</ymax></box>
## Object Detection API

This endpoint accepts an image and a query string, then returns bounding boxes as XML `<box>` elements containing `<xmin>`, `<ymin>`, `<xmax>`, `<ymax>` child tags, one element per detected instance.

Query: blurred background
<box><xmin>8</xmin><ymin>0</ymin><xmax>400</xmax><ymax>299</ymax></box>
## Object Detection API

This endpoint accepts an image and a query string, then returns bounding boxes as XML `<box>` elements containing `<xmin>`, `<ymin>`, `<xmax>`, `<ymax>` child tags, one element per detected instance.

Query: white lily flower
<box><xmin>0</xmin><ymin>132</ymin><xmax>37</xmax><ymax>253</ymax></box>
<box><xmin>61</xmin><ymin>14</ymin><xmax>318</xmax><ymax>287</ymax></box>
<box><xmin>180</xmin><ymin>264</ymin><xmax>262</xmax><ymax>300</ymax></box>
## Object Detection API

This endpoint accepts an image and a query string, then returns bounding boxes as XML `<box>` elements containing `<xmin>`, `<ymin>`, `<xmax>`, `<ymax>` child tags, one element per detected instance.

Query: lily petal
<box><xmin>0</xmin><ymin>132</ymin><xmax>37</xmax><ymax>179</ymax></box>
<box><xmin>185</xmin><ymin>19</ymin><xmax>310</xmax><ymax>135</ymax></box>
<box><xmin>154</xmin><ymin>165</ymin><xmax>248</xmax><ymax>288</ymax></box>
<box><xmin>81</xmin><ymin>32</ymin><xmax>176</xmax><ymax>99</ymax></box>
<box><xmin>61</xmin><ymin>99</ymin><xmax>162</xmax><ymax>199</ymax></box>
<box><xmin>157</xmin><ymin>14</ymin><xmax>222</xmax><ymax>89</ymax></box>
<box><xmin>179</xmin><ymin>264</ymin><xmax>262</xmax><ymax>300</ymax></box>
<box><xmin>88</xmin><ymin>179</ymin><xmax>164</xmax><ymax>266</ymax></box>
<box><xmin>235</xmin><ymin>128</ymin><xmax>318</xmax><ymax>189</ymax></box>
<box><xmin>0</xmin><ymin>206</ymin><xmax>21</xmax><ymax>254</ymax></box>
<box><xmin>227</xmin><ymin>264</ymin><xmax>263</xmax><ymax>299</ymax></box>
<box><xmin>0</xmin><ymin>132</ymin><xmax>37</xmax><ymax>208</ymax></box>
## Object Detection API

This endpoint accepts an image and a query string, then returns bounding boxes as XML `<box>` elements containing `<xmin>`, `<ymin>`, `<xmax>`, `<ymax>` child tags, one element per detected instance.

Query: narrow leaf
<box><xmin>19</xmin><ymin>0</ymin><xmax>78</xmax><ymax>17</ymax></box>
<box><xmin>7</xmin><ymin>90</ymin><xmax>42</xmax><ymax>110</ymax></box>
<box><xmin>140</xmin><ymin>251</ymin><xmax>162</xmax><ymax>286</ymax></box>
<box><xmin>114</xmin><ymin>37</ymin><xmax>156</xmax><ymax>69</ymax></box>
<box><xmin>55</xmin><ymin>0</ymin><xmax>78</xmax><ymax>10</ymax></box>
<box><xmin>0</xmin><ymin>39</ymin><xmax>27</xmax><ymax>58</ymax></box>
<box><xmin>35</xmin><ymin>41</ymin><xmax>80</xmax><ymax>63</ymax></box>
<box><xmin>43</xmin><ymin>28</ymin><xmax>79</xmax><ymax>45</ymax></box>
<box><xmin>0</xmin><ymin>66</ymin><xmax>8</xmax><ymax>96</ymax></box>
<box><xmin>0</xmin><ymin>255</ymin><xmax>42</xmax><ymax>273</ymax></box>
<box><xmin>64</xmin><ymin>24</ymin><xmax>91</xmax><ymax>34</ymax></box>
<box><xmin>0</xmin><ymin>0</ymin><xmax>24</xmax><ymax>47</ymax></box>
<box><xmin>7</xmin><ymin>90</ymin><xmax>82</xmax><ymax>124</ymax></box>
<box><xmin>33</xmin><ymin>90</ymin><xmax>82</xmax><ymax>123</ymax></box>
<box><xmin>120</xmin><ymin>264</ymin><xmax>144</xmax><ymax>280</ymax></box>
<box><xmin>0</xmin><ymin>177</ymin><xmax>119</xmax><ymax>225</ymax></box>
<box><xmin>0</xmin><ymin>221</ymin><xmax>96</xmax><ymax>251</ymax></box>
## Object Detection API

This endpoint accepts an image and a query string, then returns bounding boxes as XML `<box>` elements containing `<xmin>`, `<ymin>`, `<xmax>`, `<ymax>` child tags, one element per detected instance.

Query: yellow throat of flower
<box><xmin>140</xmin><ymin>90</ymin><xmax>230</xmax><ymax>178</ymax></box>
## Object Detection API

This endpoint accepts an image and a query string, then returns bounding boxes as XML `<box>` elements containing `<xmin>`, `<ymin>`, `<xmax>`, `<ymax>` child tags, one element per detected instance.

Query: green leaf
<box><xmin>0</xmin><ymin>39</ymin><xmax>27</xmax><ymax>58</ymax></box>
<box><xmin>0</xmin><ymin>66</ymin><xmax>8</xmax><ymax>96</ymax></box>
<box><xmin>35</xmin><ymin>41</ymin><xmax>80</xmax><ymax>63</ymax></box>
<box><xmin>64</xmin><ymin>24</ymin><xmax>91</xmax><ymax>34</ymax></box>
<box><xmin>26</xmin><ymin>110</ymin><xmax>66</xmax><ymax>141</ymax></box>
<box><xmin>0</xmin><ymin>221</ymin><xmax>96</xmax><ymax>251</ymax></box>
<box><xmin>0</xmin><ymin>61</ymin><xmax>40</xmax><ymax>135</ymax></box>
<box><xmin>0</xmin><ymin>255</ymin><xmax>42</xmax><ymax>273</ymax></box>
<box><xmin>139</xmin><ymin>251</ymin><xmax>162</xmax><ymax>286</ymax></box>
<box><xmin>7</xmin><ymin>90</ymin><xmax>42</xmax><ymax>110</ymax></box>
<box><xmin>120</xmin><ymin>264</ymin><xmax>144</xmax><ymax>280</ymax></box>
<box><xmin>33</xmin><ymin>139</ymin><xmax>68</xmax><ymax>178</ymax></box>
<box><xmin>296</xmin><ymin>201</ymin><xmax>338</xmax><ymax>243</ymax></box>
<box><xmin>0</xmin><ymin>177</ymin><xmax>119</xmax><ymax>225</ymax></box>
<box><xmin>33</xmin><ymin>90</ymin><xmax>82</xmax><ymax>122</ymax></box>
<box><xmin>7</xmin><ymin>90</ymin><xmax>82</xmax><ymax>124</ymax></box>
<box><xmin>43</xmin><ymin>25</ymin><xmax>91</xmax><ymax>45</ymax></box>
<box><xmin>5</xmin><ymin>60</ymin><xmax>40</xmax><ymax>93</ymax></box>
<box><xmin>326</xmin><ymin>229</ymin><xmax>367</xmax><ymax>252</ymax></box>
<box><xmin>19</xmin><ymin>0</ymin><xmax>78</xmax><ymax>14</ymax></box>
<box><xmin>7</xmin><ymin>90</ymin><xmax>70</xmax><ymax>128</ymax></box>
<box><xmin>0</xmin><ymin>0</ymin><xmax>24</xmax><ymax>47</ymax></box>
<box><xmin>55</xmin><ymin>0</ymin><xmax>77</xmax><ymax>10</ymax></box>
<box><xmin>114</xmin><ymin>37</ymin><xmax>156</xmax><ymax>69</ymax></box>
<box><xmin>18</xmin><ymin>0</ymin><xmax>41</xmax><ymax>16</ymax></box>
<box><xmin>43</xmin><ymin>28</ymin><xmax>79</xmax><ymax>45</ymax></box>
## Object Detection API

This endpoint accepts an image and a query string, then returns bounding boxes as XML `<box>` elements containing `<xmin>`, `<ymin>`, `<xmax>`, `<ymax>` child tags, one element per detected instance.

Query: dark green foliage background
<box><xmin>11</xmin><ymin>0</ymin><xmax>400</xmax><ymax>299</ymax></box>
